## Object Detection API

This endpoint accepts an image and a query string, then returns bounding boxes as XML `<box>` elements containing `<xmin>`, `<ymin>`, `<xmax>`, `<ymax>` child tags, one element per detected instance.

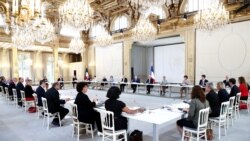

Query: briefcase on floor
<box><xmin>129</xmin><ymin>130</ymin><xmax>143</xmax><ymax>141</ymax></box>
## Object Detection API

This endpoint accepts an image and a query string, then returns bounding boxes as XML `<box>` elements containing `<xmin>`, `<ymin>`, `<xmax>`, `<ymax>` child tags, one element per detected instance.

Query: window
<box><xmin>184</xmin><ymin>0</ymin><xmax>217</xmax><ymax>12</ymax></box>
<box><xmin>18</xmin><ymin>53</ymin><xmax>32</xmax><ymax>79</ymax></box>
<box><xmin>89</xmin><ymin>24</ymin><xmax>103</xmax><ymax>38</ymax></box>
<box><xmin>112</xmin><ymin>15</ymin><xmax>130</xmax><ymax>31</ymax></box>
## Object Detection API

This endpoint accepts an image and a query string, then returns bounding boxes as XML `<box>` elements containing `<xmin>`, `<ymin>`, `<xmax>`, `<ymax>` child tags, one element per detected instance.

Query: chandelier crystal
<box><xmin>128</xmin><ymin>0</ymin><xmax>166</xmax><ymax>8</ymax></box>
<box><xmin>194</xmin><ymin>0</ymin><xmax>230</xmax><ymax>31</ymax></box>
<box><xmin>69</xmin><ymin>38</ymin><xmax>85</xmax><ymax>54</ymax></box>
<box><xmin>132</xmin><ymin>16</ymin><xmax>157</xmax><ymax>42</ymax></box>
<box><xmin>59</xmin><ymin>0</ymin><xmax>94</xmax><ymax>31</ymax></box>
<box><xmin>12</xmin><ymin>25</ymin><xmax>35</xmax><ymax>50</ymax></box>
<box><xmin>33</xmin><ymin>6</ymin><xmax>55</xmax><ymax>44</ymax></box>
<box><xmin>94</xmin><ymin>26</ymin><xmax>113</xmax><ymax>47</ymax></box>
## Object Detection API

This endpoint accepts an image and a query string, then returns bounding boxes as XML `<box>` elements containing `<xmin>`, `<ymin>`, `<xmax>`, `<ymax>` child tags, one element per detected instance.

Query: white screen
<box><xmin>95</xmin><ymin>42</ymin><xmax>123</xmax><ymax>81</ymax></box>
<box><xmin>154</xmin><ymin>44</ymin><xmax>185</xmax><ymax>83</ymax></box>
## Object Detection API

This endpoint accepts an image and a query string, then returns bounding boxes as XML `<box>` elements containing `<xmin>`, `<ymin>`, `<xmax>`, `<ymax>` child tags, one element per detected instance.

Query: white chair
<box><xmin>209</xmin><ymin>101</ymin><xmax>230</xmax><ymax>140</ymax></box>
<box><xmin>12</xmin><ymin>89</ymin><xmax>18</xmax><ymax>107</ymax></box>
<box><xmin>5</xmin><ymin>87</ymin><xmax>13</xmax><ymax>104</ymax></box>
<box><xmin>71</xmin><ymin>104</ymin><xmax>94</xmax><ymax>141</ymax></box>
<box><xmin>182</xmin><ymin>108</ymin><xmax>210</xmax><ymax>141</ymax></box>
<box><xmin>99</xmin><ymin>110</ymin><xmax>127</xmax><ymax>141</ymax></box>
<box><xmin>41</xmin><ymin>97</ymin><xmax>61</xmax><ymax>130</ymax></box>
<box><xmin>0</xmin><ymin>86</ymin><xmax>4</xmax><ymax>96</ymax></box>
<box><xmin>20</xmin><ymin>90</ymin><xmax>34</xmax><ymax>112</ymax></box>
<box><xmin>227</xmin><ymin>96</ymin><xmax>235</xmax><ymax>128</ymax></box>
<box><xmin>234</xmin><ymin>93</ymin><xmax>241</xmax><ymax>119</ymax></box>
<box><xmin>32</xmin><ymin>93</ymin><xmax>43</xmax><ymax>119</ymax></box>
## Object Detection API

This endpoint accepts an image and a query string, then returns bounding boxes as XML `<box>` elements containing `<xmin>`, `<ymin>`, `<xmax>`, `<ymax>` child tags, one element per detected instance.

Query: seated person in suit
<box><xmin>105</xmin><ymin>86</ymin><xmax>144</xmax><ymax>130</ymax></box>
<box><xmin>205</xmin><ymin>82</ymin><xmax>220</xmax><ymax>117</ymax></box>
<box><xmin>109</xmin><ymin>75</ymin><xmax>115</xmax><ymax>86</ymax></box>
<box><xmin>160</xmin><ymin>76</ymin><xmax>168</xmax><ymax>96</ymax></box>
<box><xmin>1</xmin><ymin>76</ymin><xmax>8</xmax><ymax>94</ymax></box>
<box><xmin>72</xmin><ymin>75</ymin><xmax>77</xmax><ymax>88</ymax></box>
<box><xmin>238</xmin><ymin>76</ymin><xmax>249</xmax><ymax>100</ymax></box>
<box><xmin>36</xmin><ymin>80</ymin><xmax>46</xmax><ymax>107</ymax></box>
<box><xmin>16</xmin><ymin>77</ymin><xmax>24</xmax><ymax>106</ymax></box>
<box><xmin>100</xmin><ymin>76</ymin><xmax>108</xmax><ymax>90</ymax></box>
<box><xmin>177</xmin><ymin>86</ymin><xmax>209</xmax><ymax>135</ymax></box>
<box><xmin>120</xmin><ymin>76</ymin><xmax>128</xmax><ymax>92</ymax></box>
<box><xmin>74</xmin><ymin>82</ymin><xmax>102</xmax><ymax>133</ymax></box>
<box><xmin>146</xmin><ymin>75</ymin><xmax>154</xmax><ymax>94</ymax></box>
<box><xmin>43</xmin><ymin>76</ymin><xmax>49</xmax><ymax>91</ymax></box>
<box><xmin>199</xmin><ymin>74</ymin><xmax>208</xmax><ymax>87</ymax></box>
<box><xmin>216</xmin><ymin>82</ymin><xmax>229</xmax><ymax>106</ymax></box>
<box><xmin>180</xmin><ymin>75</ymin><xmax>190</xmax><ymax>98</ymax></box>
<box><xmin>24</xmin><ymin>79</ymin><xmax>35</xmax><ymax>101</ymax></box>
<box><xmin>45</xmin><ymin>82</ymin><xmax>70</xmax><ymax>126</ymax></box>
<box><xmin>229</xmin><ymin>78</ymin><xmax>240</xmax><ymax>97</ymax></box>
<box><xmin>131</xmin><ymin>76</ymin><xmax>140</xmax><ymax>93</ymax></box>
<box><xmin>57</xmin><ymin>76</ymin><xmax>64</xmax><ymax>89</ymax></box>
<box><xmin>223</xmin><ymin>75</ymin><xmax>230</xmax><ymax>88</ymax></box>
<box><xmin>8</xmin><ymin>77</ymin><xmax>17</xmax><ymax>99</ymax></box>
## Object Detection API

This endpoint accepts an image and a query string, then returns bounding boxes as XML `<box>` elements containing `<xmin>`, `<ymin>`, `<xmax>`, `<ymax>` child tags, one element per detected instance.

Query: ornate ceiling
<box><xmin>0</xmin><ymin>0</ymin><xmax>250</xmax><ymax>51</ymax></box>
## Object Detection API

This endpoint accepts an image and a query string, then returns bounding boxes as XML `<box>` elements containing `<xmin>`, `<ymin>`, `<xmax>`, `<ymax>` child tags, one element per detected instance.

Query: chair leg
<box><xmin>47</xmin><ymin>116</ymin><xmax>50</xmax><ymax>130</ymax></box>
<box><xmin>224</xmin><ymin>124</ymin><xmax>227</xmax><ymax>136</ymax></box>
<box><xmin>181</xmin><ymin>130</ymin><xmax>185</xmax><ymax>141</ymax></box>
<box><xmin>77</xmin><ymin>124</ymin><xmax>80</xmax><ymax>141</ymax></box>
<box><xmin>90</xmin><ymin>125</ymin><xmax>94</xmax><ymax>139</ymax></box>
<box><xmin>219</xmin><ymin>123</ymin><xmax>221</xmax><ymax>140</ymax></box>
<box><xmin>113</xmin><ymin>135</ymin><xmax>116</xmax><ymax>141</ymax></box>
<box><xmin>43</xmin><ymin>114</ymin><xmax>45</xmax><ymax>126</ymax></box>
<box><xmin>124</xmin><ymin>132</ymin><xmax>128</xmax><ymax>141</ymax></box>
<box><xmin>58</xmin><ymin>113</ymin><xmax>61</xmax><ymax>127</ymax></box>
<box><xmin>205</xmin><ymin>130</ymin><xmax>208</xmax><ymax>141</ymax></box>
<box><xmin>102</xmin><ymin>133</ymin><xmax>105</xmax><ymax>141</ymax></box>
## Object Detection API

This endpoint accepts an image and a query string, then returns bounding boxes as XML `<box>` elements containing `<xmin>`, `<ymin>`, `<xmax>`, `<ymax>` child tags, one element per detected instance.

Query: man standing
<box><xmin>16</xmin><ymin>77</ymin><xmax>24</xmax><ymax>106</ymax></box>
<box><xmin>36</xmin><ymin>80</ymin><xmax>46</xmax><ymax>107</ymax></box>
<box><xmin>45</xmin><ymin>82</ymin><xmax>70</xmax><ymax>126</ymax></box>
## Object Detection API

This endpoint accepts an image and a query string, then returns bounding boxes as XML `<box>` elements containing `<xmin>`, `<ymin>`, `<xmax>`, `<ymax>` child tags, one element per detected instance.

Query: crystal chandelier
<box><xmin>3</xmin><ymin>0</ymin><xmax>42</xmax><ymax>50</ymax></box>
<box><xmin>12</xmin><ymin>25</ymin><xmax>35</xmax><ymax>50</ymax></box>
<box><xmin>33</xmin><ymin>6</ymin><xmax>55</xmax><ymax>44</ymax></box>
<box><xmin>128</xmin><ymin>0</ymin><xmax>166</xmax><ymax>8</ymax></box>
<box><xmin>94</xmin><ymin>26</ymin><xmax>113</xmax><ymax>47</ymax></box>
<box><xmin>69</xmin><ymin>38</ymin><xmax>85</xmax><ymax>54</ymax></box>
<box><xmin>132</xmin><ymin>16</ymin><xmax>157</xmax><ymax>42</ymax></box>
<box><xmin>194</xmin><ymin>0</ymin><xmax>230</xmax><ymax>31</ymax></box>
<box><xmin>59</xmin><ymin>0</ymin><xmax>94</xmax><ymax>31</ymax></box>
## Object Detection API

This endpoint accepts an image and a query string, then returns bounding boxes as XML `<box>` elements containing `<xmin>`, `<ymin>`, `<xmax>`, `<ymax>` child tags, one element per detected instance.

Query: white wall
<box><xmin>154</xmin><ymin>44</ymin><xmax>185</xmax><ymax>83</ymax></box>
<box><xmin>131</xmin><ymin>46</ymin><xmax>153</xmax><ymax>82</ymax></box>
<box><xmin>196</xmin><ymin>20</ymin><xmax>250</xmax><ymax>84</ymax></box>
<box><xmin>95</xmin><ymin>42</ymin><xmax>123</xmax><ymax>81</ymax></box>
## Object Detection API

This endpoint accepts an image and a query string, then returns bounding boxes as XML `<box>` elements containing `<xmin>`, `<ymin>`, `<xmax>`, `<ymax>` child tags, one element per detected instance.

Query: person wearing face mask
<box><xmin>36</xmin><ymin>80</ymin><xmax>46</xmax><ymax>107</ymax></box>
<box><xmin>45</xmin><ymin>82</ymin><xmax>70</xmax><ymax>126</ymax></box>
<box><xmin>74</xmin><ymin>82</ymin><xmax>102</xmax><ymax>133</ymax></box>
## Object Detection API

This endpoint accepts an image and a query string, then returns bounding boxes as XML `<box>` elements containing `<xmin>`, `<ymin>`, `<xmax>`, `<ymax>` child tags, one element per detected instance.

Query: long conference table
<box><xmin>58</xmin><ymin>80</ymin><xmax>194</xmax><ymax>99</ymax></box>
<box><xmin>60</xmin><ymin>89</ymin><xmax>189</xmax><ymax>141</ymax></box>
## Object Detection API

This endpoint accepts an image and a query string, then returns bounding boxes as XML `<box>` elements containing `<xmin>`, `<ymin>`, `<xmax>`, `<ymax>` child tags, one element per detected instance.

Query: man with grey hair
<box><xmin>205</xmin><ymin>82</ymin><xmax>220</xmax><ymax>117</ymax></box>
<box><xmin>45</xmin><ymin>82</ymin><xmax>70</xmax><ymax>126</ymax></box>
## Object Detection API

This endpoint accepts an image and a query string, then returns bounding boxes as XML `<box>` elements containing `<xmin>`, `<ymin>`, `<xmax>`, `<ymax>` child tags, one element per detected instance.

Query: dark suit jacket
<box><xmin>146</xmin><ymin>78</ymin><xmax>154</xmax><ymax>88</ymax></box>
<box><xmin>8</xmin><ymin>81</ymin><xmax>16</xmax><ymax>96</ymax></box>
<box><xmin>74</xmin><ymin>92</ymin><xmax>96</xmax><ymax>123</ymax></box>
<box><xmin>24</xmin><ymin>85</ymin><xmax>34</xmax><ymax>98</ymax></box>
<box><xmin>199</xmin><ymin>79</ymin><xmax>208</xmax><ymax>87</ymax></box>
<box><xmin>132</xmin><ymin>78</ymin><xmax>140</xmax><ymax>83</ymax></box>
<box><xmin>72</xmin><ymin>77</ymin><xmax>77</xmax><ymax>84</ymax></box>
<box><xmin>36</xmin><ymin>86</ymin><xmax>45</xmax><ymax>106</ymax></box>
<box><xmin>229</xmin><ymin>85</ymin><xmax>240</xmax><ymax>97</ymax></box>
<box><xmin>223</xmin><ymin>80</ymin><xmax>230</xmax><ymax>87</ymax></box>
<box><xmin>218</xmin><ymin>89</ymin><xmax>229</xmax><ymax>106</ymax></box>
<box><xmin>45</xmin><ymin>87</ymin><xmax>65</xmax><ymax>113</ymax></box>
<box><xmin>16</xmin><ymin>82</ymin><xmax>24</xmax><ymax>98</ymax></box>
<box><xmin>206</xmin><ymin>90</ymin><xmax>220</xmax><ymax>117</ymax></box>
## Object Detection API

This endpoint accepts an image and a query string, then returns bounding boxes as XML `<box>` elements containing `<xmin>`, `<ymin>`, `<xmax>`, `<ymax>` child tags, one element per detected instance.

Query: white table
<box><xmin>95</xmin><ymin>103</ymin><xmax>189</xmax><ymax>141</ymax></box>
